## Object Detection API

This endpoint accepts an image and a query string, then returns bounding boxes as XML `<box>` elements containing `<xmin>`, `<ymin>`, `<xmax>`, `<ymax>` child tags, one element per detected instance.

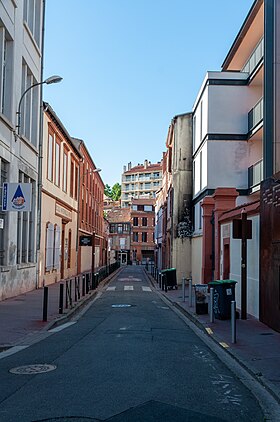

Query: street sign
<box><xmin>2</xmin><ymin>183</ymin><xmax>32</xmax><ymax>212</ymax></box>
<box><xmin>232</xmin><ymin>219</ymin><xmax>252</xmax><ymax>239</ymax></box>
<box><xmin>79</xmin><ymin>235</ymin><xmax>92</xmax><ymax>246</ymax></box>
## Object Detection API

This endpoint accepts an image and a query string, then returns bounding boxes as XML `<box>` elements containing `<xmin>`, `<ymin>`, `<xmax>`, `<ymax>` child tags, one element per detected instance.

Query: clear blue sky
<box><xmin>43</xmin><ymin>0</ymin><xmax>254</xmax><ymax>187</ymax></box>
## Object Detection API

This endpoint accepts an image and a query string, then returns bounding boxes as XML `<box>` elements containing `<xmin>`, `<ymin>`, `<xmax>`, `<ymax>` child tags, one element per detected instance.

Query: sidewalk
<box><xmin>148</xmin><ymin>273</ymin><xmax>280</xmax><ymax>404</ymax></box>
<box><xmin>0</xmin><ymin>269</ymin><xmax>120</xmax><ymax>350</ymax></box>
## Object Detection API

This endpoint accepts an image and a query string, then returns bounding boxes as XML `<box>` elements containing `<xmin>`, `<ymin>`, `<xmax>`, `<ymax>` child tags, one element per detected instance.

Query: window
<box><xmin>17</xmin><ymin>172</ymin><xmax>36</xmax><ymax>265</ymax></box>
<box><xmin>74</xmin><ymin>164</ymin><xmax>79</xmax><ymax>200</ymax></box>
<box><xmin>47</xmin><ymin>133</ymin><xmax>54</xmax><ymax>181</ymax></box>
<box><xmin>67</xmin><ymin>230</ymin><xmax>72</xmax><ymax>268</ymax></box>
<box><xmin>142</xmin><ymin>217</ymin><xmax>147</xmax><ymax>226</ymax></box>
<box><xmin>132</xmin><ymin>205</ymin><xmax>137</xmax><ymax>211</ymax></box>
<box><xmin>46</xmin><ymin>223</ymin><xmax>60</xmax><ymax>271</ymax></box>
<box><xmin>23</xmin><ymin>0</ymin><xmax>42</xmax><ymax>47</ymax></box>
<box><xmin>21</xmin><ymin>62</ymin><xmax>39</xmax><ymax>145</ymax></box>
<box><xmin>142</xmin><ymin>232</ymin><xmax>147</xmax><ymax>242</ymax></box>
<box><xmin>0</xmin><ymin>26</ymin><xmax>12</xmax><ymax>119</ymax></box>
<box><xmin>55</xmin><ymin>139</ymin><xmax>60</xmax><ymax>186</ymax></box>
<box><xmin>144</xmin><ymin>205</ymin><xmax>153</xmax><ymax>212</ymax></box>
<box><xmin>0</xmin><ymin>158</ymin><xmax>8</xmax><ymax>265</ymax></box>
<box><xmin>133</xmin><ymin>217</ymin><xmax>138</xmax><ymax>226</ymax></box>
<box><xmin>117</xmin><ymin>224</ymin><xmax>122</xmax><ymax>234</ymax></box>
<box><xmin>70</xmin><ymin>160</ymin><xmax>74</xmax><ymax>197</ymax></box>
<box><xmin>133</xmin><ymin>232</ymin><xmax>138</xmax><ymax>242</ymax></box>
<box><xmin>63</xmin><ymin>149</ymin><xmax>68</xmax><ymax>192</ymax></box>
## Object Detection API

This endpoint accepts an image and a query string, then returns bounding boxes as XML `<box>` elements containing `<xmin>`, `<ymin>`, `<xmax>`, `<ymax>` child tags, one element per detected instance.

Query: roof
<box><xmin>131</xmin><ymin>198</ymin><xmax>155</xmax><ymax>206</ymax></box>
<box><xmin>222</xmin><ymin>0</ymin><xmax>262</xmax><ymax>70</ymax></box>
<box><xmin>219</xmin><ymin>200</ymin><xmax>260</xmax><ymax>222</ymax></box>
<box><xmin>124</xmin><ymin>163</ymin><xmax>162</xmax><ymax>175</ymax></box>
<box><xmin>43</xmin><ymin>102</ymin><xmax>82</xmax><ymax>159</ymax></box>
<box><xmin>106</xmin><ymin>207</ymin><xmax>131</xmax><ymax>223</ymax></box>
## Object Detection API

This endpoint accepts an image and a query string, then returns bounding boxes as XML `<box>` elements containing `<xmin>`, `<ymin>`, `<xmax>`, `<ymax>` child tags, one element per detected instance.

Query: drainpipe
<box><xmin>36</xmin><ymin>0</ymin><xmax>46</xmax><ymax>289</ymax></box>
<box><xmin>210</xmin><ymin>210</ymin><xmax>215</xmax><ymax>281</ymax></box>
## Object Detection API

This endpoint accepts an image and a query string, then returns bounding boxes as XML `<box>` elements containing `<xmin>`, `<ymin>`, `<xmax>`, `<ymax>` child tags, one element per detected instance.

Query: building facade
<box><xmin>0</xmin><ymin>0</ymin><xmax>44</xmax><ymax>300</ymax></box>
<box><xmin>107</xmin><ymin>207</ymin><xmax>131</xmax><ymax>265</ymax></box>
<box><xmin>121</xmin><ymin>160</ymin><xmax>162</xmax><ymax>208</ymax></box>
<box><xmin>130</xmin><ymin>198</ymin><xmax>156</xmax><ymax>264</ymax></box>
<box><xmin>39</xmin><ymin>104</ymin><xmax>81</xmax><ymax>286</ymax></box>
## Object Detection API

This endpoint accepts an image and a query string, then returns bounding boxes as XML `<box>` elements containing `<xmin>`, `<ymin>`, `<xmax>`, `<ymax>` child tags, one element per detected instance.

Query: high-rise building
<box><xmin>121</xmin><ymin>160</ymin><xmax>162</xmax><ymax>208</ymax></box>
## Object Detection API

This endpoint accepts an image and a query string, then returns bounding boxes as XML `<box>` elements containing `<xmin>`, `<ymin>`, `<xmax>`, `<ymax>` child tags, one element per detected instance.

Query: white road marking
<box><xmin>124</xmin><ymin>286</ymin><xmax>134</xmax><ymax>291</ymax></box>
<box><xmin>107</xmin><ymin>286</ymin><xmax>116</xmax><ymax>291</ymax></box>
<box><xmin>0</xmin><ymin>346</ymin><xmax>28</xmax><ymax>360</ymax></box>
<box><xmin>142</xmin><ymin>286</ymin><xmax>152</xmax><ymax>292</ymax></box>
<box><xmin>48</xmin><ymin>321</ymin><xmax>77</xmax><ymax>333</ymax></box>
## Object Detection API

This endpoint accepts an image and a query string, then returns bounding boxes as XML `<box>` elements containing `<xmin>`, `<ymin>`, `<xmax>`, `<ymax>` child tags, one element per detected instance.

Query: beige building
<box><xmin>38</xmin><ymin>103</ymin><xmax>81</xmax><ymax>286</ymax></box>
<box><xmin>121</xmin><ymin>160</ymin><xmax>162</xmax><ymax>208</ymax></box>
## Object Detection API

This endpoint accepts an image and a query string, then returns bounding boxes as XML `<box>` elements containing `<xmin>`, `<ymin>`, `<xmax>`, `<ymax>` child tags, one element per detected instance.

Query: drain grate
<box><xmin>9</xmin><ymin>364</ymin><xmax>56</xmax><ymax>375</ymax></box>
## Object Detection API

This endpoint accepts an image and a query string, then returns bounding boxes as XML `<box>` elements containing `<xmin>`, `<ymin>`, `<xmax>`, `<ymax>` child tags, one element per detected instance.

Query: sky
<box><xmin>43</xmin><ymin>0</ymin><xmax>254</xmax><ymax>187</ymax></box>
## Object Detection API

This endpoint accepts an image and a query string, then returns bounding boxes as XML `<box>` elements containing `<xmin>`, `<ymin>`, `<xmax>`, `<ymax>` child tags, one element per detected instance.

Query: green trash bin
<box><xmin>208</xmin><ymin>280</ymin><xmax>237</xmax><ymax>320</ymax></box>
<box><xmin>161</xmin><ymin>268</ymin><xmax>177</xmax><ymax>291</ymax></box>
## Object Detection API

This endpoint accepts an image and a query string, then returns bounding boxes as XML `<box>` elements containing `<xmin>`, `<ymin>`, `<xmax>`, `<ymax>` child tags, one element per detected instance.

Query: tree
<box><xmin>111</xmin><ymin>183</ymin><xmax>121</xmax><ymax>201</ymax></box>
<box><xmin>104</xmin><ymin>184</ymin><xmax>112</xmax><ymax>198</ymax></box>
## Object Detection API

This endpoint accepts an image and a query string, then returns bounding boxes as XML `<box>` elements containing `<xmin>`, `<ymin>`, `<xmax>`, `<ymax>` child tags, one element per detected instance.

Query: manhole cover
<box><xmin>112</xmin><ymin>304</ymin><xmax>132</xmax><ymax>308</ymax></box>
<box><xmin>9</xmin><ymin>364</ymin><xmax>56</xmax><ymax>375</ymax></box>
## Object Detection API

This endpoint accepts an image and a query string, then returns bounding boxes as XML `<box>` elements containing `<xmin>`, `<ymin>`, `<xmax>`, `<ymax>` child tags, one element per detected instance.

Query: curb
<box><xmin>44</xmin><ymin>267</ymin><xmax>123</xmax><ymax>331</ymax></box>
<box><xmin>146</xmin><ymin>270</ymin><xmax>280</xmax><ymax>405</ymax></box>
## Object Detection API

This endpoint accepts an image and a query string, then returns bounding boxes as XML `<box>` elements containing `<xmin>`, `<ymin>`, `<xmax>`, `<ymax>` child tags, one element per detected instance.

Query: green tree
<box><xmin>104</xmin><ymin>184</ymin><xmax>112</xmax><ymax>198</ymax></box>
<box><xmin>111</xmin><ymin>183</ymin><xmax>121</xmax><ymax>201</ymax></box>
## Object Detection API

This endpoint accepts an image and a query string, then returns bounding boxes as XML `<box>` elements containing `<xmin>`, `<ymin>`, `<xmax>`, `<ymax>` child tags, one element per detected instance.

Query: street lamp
<box><xmin>16</xmin><ymin>75</ymin><xmax>63</xmax><ymax>135</ymax></box>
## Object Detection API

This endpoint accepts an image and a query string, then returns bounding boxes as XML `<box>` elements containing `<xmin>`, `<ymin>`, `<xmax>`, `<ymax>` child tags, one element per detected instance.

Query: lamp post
<box><xmin>16</xmin><ymin>75</ymin><xmax>63</xmax><ymax>136</ymax></box>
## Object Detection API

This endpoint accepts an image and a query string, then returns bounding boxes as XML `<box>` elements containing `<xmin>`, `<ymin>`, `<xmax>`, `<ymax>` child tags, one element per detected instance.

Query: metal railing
<box><xmin>248</xmin><ymin>159</ymin><xmax>263</xmax><ymax>191</ymax></box>
<box><xmin>248</xmin><ymin>97</ymin><xmax>263</xmax><ymax>132</ymax></box>
<box><xmin>242</xmin><ymin>37</ymin><xmax>264</xmax><ymax>75</ymax></box>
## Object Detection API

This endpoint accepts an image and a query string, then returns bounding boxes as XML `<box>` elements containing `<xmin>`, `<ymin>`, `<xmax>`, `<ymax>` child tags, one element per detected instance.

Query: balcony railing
<box><xmin>242</xmin><ymin>37</ymin><xmax>264</xmax><ymax>75</ymax></box>
<box><xmin>248</xmin><ymin>159</ymin><xmax>263</xmax><ymax>192</ymax></box>
<box><xmin>248</xmin><ymin>97</ymin><xmax>263</xmax><ymax>132</ymax></box>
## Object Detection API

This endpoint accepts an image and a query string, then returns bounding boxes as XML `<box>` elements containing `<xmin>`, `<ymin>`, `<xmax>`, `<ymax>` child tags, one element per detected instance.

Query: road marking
<box><xmin>48</xmin><ymin>321</ymin><xmax>77</xmax><ymax>333</ymax></box>
<box><xmin>0</xmin><ymin>346</ymin><xmax>28</xmax><ymax>360</ymax></box>
<box><xmin>107</xmin><ymin>286</ymin><xmax>116</xmax><ymax>291</ymax></box>
<box><xmin>205</xmin><ymin>327</ymin><xmax>213</xmax><ymax>335</ymax></box>
<box><xmin>124</xmin><ymin>286</ymin><xmax>134</xmax><ymax>291</ymax></box>
<box><xmin>219</xmin><ymin>342</ymin><xmax>229</xmax><ymax>349</ymax></box>
<box><xmin>142</xmin><ymin>286</ymin><xmax>152</xmax><ymax>292</ymax></box>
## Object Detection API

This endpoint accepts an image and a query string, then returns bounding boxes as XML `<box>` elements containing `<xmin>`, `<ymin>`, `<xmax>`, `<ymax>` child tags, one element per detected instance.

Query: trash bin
<box><xmin>161</xmin><ymin>268</ymin><xmax>177</xmax><ymax>290</ymax></box>
<box><xmin>208</xmin><ymin>280</ymin><xmax>237</xmax><ymax>320</ymax></box>
<box><xmin>194</xmin><ymin>284</ymin><xmax>208</xmax><ymax>314</ymax></box>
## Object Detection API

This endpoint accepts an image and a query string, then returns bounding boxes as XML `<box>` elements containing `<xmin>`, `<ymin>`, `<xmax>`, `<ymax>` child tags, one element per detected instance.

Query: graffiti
<box><xmin>213</xmin><ymin>290</ymin><xmax>220</xmax><ymax>316</ymax></box>
<box><xmin>177</xmin><ymin>207</ymin><xmax>193</xmax><ymax>238</ymax></box>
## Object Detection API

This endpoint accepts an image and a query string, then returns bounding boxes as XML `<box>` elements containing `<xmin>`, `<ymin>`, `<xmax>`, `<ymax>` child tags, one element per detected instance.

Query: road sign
<box><xmin>2</xmin><ymin>183</ymin><xmax>32</xmax><ymax>212</ymax></box>
<box><xmin>79</xmin><ymin>235</ymin><xmax>92</xmax><ymax>246</ymax></box>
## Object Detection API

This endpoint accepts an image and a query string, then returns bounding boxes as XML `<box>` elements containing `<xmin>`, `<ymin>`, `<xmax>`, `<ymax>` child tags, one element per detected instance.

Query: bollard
<box><xmin>231</xmin><ymin>300</ymin><xmax>236</xmax><ymax>343</ymax></box>
<box><xmin>159</xmin><ymin>272</ymin><xmax>162</xmax><ymax>289</ymax></box>
<box><xmin>209</xmin><ymin>287</ymin><xmax>214</xmax><ymax>323</ymax></box>
<box><xmin>42</xmin><ymin>286</ymin><xmax>48</xmax><ymax>321</ymax></box>
<box><xmin>82</xmin><ymin>275</ymin><xmax>86</xmax><ymax>296</ymax></box>
<box><xmin>182</xmin><ymin>277</ymin><xmax>186</xmax><ymax>302</ymax></box>
<box><xmin>189</xmin><ymin>277</ymin><xmax>193</xmax><ymax>307</ymax></box>
<box><xmin>59</xmin><ymin>283</ymin><xmax>64</xmax><ymax>314</ymax></box>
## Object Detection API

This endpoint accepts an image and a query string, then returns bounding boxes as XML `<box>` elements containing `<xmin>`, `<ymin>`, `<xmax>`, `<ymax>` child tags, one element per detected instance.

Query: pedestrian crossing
<box><xmin>106</xmin><ymin>286</ymin><xmax>152</xmax><ymax>292</ymax></box>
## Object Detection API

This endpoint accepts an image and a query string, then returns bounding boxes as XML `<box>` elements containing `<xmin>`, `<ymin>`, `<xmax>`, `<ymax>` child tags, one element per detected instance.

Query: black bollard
<box><xmin>42</xmin><ymin>286</ymin><xmax>48</xmax><ymax>321</ymax></box>
<box><xmin>59</xmin><ymin>283</ymin><xmax>64</xmax><ymax>314</ymax></box>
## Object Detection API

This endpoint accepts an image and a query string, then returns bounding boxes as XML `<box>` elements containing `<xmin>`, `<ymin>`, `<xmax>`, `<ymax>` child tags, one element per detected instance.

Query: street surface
<box><xmin>0</xmin><ymin>267</ymin><xmax>263</xmax><ymax>421</ymax></box>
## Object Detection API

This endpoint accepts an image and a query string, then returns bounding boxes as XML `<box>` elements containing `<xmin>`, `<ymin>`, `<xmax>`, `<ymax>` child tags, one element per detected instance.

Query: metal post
<box><xmin>189</xmin><ymin>277</ymin><xmax>193</xmax><ymax>307</ymax></box>
<box><xmin>59</xmin><ymin>283</ymin><xmax>64</xmax><ymax>314</ymax></box>
<box><xmin>159</xmin><ymin>272</ymin><xmax>162</xmax><ymax>288</ymax></box>
<box><xmin>82</xmin><ymin>274</ymin><xmax>86</xmax><ymax>296</ymax></box>
<box><xmin>231</xmin><ymin>300</ymin><xmax>236</xmax><ymax>343</ymax></box>
<box><xmin>42</xmin><ymin>286</ymin><xmax>48</xmax><ymax>321</ymax></box>
<box><xmin>182</xmin><ymin>277</ymin><xmax>186</xmax><ymax>302</ymax></box>
<box><xmin>209</xmin><ymin>287</ymin><xmax>214</xmax><ymax>323</ymax></box>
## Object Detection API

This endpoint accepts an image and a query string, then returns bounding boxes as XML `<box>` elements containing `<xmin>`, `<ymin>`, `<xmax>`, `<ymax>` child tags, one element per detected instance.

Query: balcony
<box><xmin>242</xmin><ymin>38</ymin><xmax>264</xmax><ymax>75</ymax></box>
<box><xmin>248</xmin><ymin>159</ymin><xmax>263</xmax><ymax>193</ymax></box>
<box><xmin>248</xmin><ymin>97</ymin><xmax>263</xmax><ymax>133</ymax></box>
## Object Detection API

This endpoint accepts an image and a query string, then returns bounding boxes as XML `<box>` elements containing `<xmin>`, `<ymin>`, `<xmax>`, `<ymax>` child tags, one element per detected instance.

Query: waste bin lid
<box><xmin>209</xmin><ymin>279</ymin><xmax>237</xmax><ymax>285</ymax></box>
<box><xmin>161</xmin><ymin>268</ymin><xmax>176</xmax><ymax>273</ymax></box>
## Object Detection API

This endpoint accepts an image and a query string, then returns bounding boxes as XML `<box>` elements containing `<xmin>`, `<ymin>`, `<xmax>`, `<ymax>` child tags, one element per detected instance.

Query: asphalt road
<box><xmin>0</xmin><ymin>267</ymin><xmax>264</xmax><ymax>421</ymax></box>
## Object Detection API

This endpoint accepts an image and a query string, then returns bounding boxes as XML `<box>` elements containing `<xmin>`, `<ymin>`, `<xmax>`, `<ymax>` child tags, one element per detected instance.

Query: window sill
<box><xmin>17</xmin><ymin>263</ymin><xmax>36</xmax><ymax>270</ymax></box>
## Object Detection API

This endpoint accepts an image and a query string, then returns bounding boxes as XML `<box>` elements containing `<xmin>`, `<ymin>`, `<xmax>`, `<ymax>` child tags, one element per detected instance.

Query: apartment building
<box><xmin>0</xmin><ymin>1</ymin><xmax>45</xmax><ymax>299</ymax></box>
<box><xmin>107</xmin><ymin>207</ymin><xmax>131</xmax><ymax>265</ymax></box>
<box><xmin>72</xmin><ymin>138</ymin><xmax>106</xmax><ymax>273</ymax></box>
<box><xmin>121</xmin><ymin>160</ymin><xmax>162</xmax><ymax>208</ymax></box>
<box><xmin>130</xmin><ymin>198</ymin><xmax>156</xmax><ymax>263</ymax></box>
<box><xmin>38</xmin><ymin>104</ymin><xmax>81</xmax><ymax>286</ymax></box>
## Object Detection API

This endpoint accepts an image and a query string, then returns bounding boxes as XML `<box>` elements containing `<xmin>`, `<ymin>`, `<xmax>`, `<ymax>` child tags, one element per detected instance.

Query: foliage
<box><xmin>104</xmin><ymin>184</ymin><xmax>112</xmax><ymax>198</ymax></box>
<box><xmin>177</xmin><ymin>207</ymin><xmax>193</xmax><ymax>239</ymax></box>
<box><xmin>104</xmin><ymin>182</ymin><xmax>121</xmax><ymax>201</ymax></box>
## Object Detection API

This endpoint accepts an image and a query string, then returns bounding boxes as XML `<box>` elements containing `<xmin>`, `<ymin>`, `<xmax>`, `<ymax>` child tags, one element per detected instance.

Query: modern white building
<box><xmin>121</xmin><ymin>160</ymin><xmax>162</xmax><ymax>208</ymax></box>
<box><xmin>0</xmin><ymin>1</ymin><xmax>45</xmax><ymax>299</ymax></box>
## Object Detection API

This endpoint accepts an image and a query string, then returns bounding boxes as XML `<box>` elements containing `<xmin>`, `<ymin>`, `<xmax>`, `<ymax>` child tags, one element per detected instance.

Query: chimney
<box><xmin>144</xmin><ymin>159</ymin><xmax>148</xmax><ymax>169</ymax></box>
<box><xmin>128</xmin><ymin>162</ymin><xmax>132</xmax><ymax>171</ymax></box>
<box><xmin>123</xmin><ymin>165</ymin><xmax>126</xmax><ymax>173</ymax></box>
